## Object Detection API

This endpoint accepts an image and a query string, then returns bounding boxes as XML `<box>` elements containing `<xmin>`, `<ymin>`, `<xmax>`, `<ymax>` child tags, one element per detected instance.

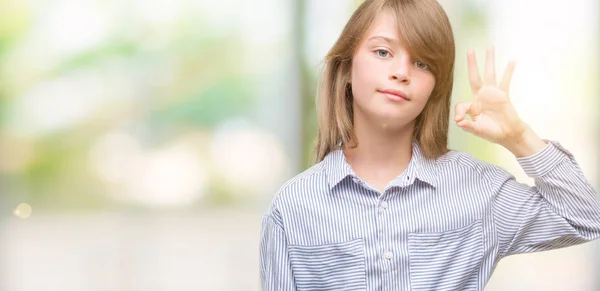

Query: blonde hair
<box><xmin>315</xmin><ymin>0</ymin><xmax>455</xmax><ymax>161</ymax></box>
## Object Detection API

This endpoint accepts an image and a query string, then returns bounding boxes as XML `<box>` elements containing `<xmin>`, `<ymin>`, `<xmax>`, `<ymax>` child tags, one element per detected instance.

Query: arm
<box><xmin>260</xmin><ymin>214</ymin><xmax>297</xmax><ymax>291</ymax></box>
<box><xmin>489</xmin><ymin>140</ymin><xmax>600</xmax><ymax>258</ymax></box>
<box><xmin>454</xmin><ymin>46</ymin><xmax>600</xmax><ymax>258</ymax></box>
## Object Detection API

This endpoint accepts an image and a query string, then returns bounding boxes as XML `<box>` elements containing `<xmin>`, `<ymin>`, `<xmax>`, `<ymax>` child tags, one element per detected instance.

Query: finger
<box><xmin>454</xmin><ymin>101</ymin><xmax>471</xmax><ymax>122</ymax></box>
<box><xmin>467</xmin><ymin>50</ymin><xmax>482</xmax><ymax>93</ymax></box>
<box><xmin>499</xmin><ymin>60</ymin><xmax>516</xmax><ymax>92</ymax></box>
<box><xmin>484</xmin><ymin>46</ymin><xmax>496</xmax><ymax>86</ymax></box>
<box><xmin>456</xmin><ymin>119</ymin><xmax>480</xmax><ymax>136</ymax></box>
<box><xmin>468</xmin><ymin>100</ymin><xmax>482</xmax><ymax>116</ymax></box>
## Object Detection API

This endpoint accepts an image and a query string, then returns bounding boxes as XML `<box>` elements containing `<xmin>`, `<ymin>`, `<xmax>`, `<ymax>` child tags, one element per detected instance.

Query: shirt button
<box><xmin>384</xmin><ymin>251</ymin><xmax>393</xmax><ymax>260</ymax></box>
<box><xmin>380</xmin><ymin>201</ymin><xmax>388</xmax><ymax>209</ymax></box>
<box><xmin>352</xmin><ymin>177</ymin><xmax>360</xmax><ymax>184</ymax></box>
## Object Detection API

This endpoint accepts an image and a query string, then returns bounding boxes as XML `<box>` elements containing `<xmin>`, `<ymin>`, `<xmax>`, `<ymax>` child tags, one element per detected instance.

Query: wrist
<box><xmin>501</xmin><ymin>124</ymin><xmax>547</xmax><ymax>158</ymax></box>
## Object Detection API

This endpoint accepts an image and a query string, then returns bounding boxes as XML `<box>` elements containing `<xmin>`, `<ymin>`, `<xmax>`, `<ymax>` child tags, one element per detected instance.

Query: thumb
<box><xmin>454</xmin><ymin>101</ymin><xmax>472</xmax><ymax>122</ymax></box>
<box><xmin>455</xmin><ymin>100</ymin><xmax>483</xmax><ymax>122</ymax></box>
<box><xmin>456</xmin><ymin>118</ymin><xmax>481</xmax><ymax>136</ymax></box>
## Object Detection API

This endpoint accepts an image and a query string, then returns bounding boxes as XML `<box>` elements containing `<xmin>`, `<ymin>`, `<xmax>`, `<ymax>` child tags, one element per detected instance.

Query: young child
<box><xmin>260</xmin><ymin>0</ymin><xmax>600</xmax><ymax>290</ymax></box>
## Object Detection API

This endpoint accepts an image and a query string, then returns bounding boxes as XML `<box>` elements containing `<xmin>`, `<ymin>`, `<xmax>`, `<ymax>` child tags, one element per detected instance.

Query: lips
<box><xmin>378</xmin><ymin>89</ymin><xmax>409</xmax><ymax>102</ymax></box>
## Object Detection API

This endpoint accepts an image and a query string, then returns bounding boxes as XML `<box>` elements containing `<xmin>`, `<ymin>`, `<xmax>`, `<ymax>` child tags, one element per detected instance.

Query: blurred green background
<box><xmin>0</xmin><ymin>0</ymin><xmax>598</xmax><ymax>290</ymax></box>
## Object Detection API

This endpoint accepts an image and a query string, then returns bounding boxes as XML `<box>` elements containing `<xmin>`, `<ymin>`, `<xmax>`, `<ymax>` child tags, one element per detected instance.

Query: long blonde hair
<box><xmin>315</xmin><ymin>0</ymin><xmax>455</xmax><ymax>161</ymax></box>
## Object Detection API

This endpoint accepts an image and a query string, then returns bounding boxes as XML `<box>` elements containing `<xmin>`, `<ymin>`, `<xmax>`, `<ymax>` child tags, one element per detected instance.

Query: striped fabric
<box><xmin>260</xmin><ymin>140</ymin><xmax>600</xmax><ymax>291</ymax></box>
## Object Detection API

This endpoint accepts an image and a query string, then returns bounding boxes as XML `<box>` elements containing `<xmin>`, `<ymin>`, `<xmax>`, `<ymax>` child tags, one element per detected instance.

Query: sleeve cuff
<box><xmin>516</xmin><ymin>140</ymin><xmax>571</xmax><ymax>178</ymax></box>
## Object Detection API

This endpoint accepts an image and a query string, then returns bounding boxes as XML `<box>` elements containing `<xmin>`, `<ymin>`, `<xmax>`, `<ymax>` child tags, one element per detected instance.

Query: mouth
<box><xmin>378</xmin><ymin>89</ymin><xmax>410</xmax><ymax>102</ymax></box>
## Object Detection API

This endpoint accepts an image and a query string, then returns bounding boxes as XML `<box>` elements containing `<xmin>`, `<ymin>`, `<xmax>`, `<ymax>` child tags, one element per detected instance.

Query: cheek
<box><xmin>416</xmin><ymin>75</ymin><xmax>436</xmax><ymax>101</ymax></box>
<box><xmin>351</xmin><ymin>55</ymin><xmax>380</xmax><ymax>97</ymax></box>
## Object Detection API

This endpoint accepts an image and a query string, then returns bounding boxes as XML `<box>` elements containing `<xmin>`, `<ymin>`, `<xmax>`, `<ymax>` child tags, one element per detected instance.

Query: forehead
<box><xmin>363</xmin><ymin>9</ymin><xmax>401</xmax><ymax>41</ymax></box>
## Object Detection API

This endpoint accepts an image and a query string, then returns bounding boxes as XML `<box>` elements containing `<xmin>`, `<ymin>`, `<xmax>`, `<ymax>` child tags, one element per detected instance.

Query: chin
<box><xmin>371</xmin><ymin>115</ymin><xmax>410</xmax><ymax>129</ymax></box>
<box><xmin>376</xmin><ymin>110</ymin><xmax>410</xmax><ymax>122</ymax></box>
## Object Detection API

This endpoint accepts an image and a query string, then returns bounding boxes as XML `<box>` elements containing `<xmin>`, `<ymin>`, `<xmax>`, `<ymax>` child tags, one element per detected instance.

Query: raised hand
<box><xmin>455</xmin><ymin>46</ymin><xmax>546</xmax><ymax>157</ymax></box>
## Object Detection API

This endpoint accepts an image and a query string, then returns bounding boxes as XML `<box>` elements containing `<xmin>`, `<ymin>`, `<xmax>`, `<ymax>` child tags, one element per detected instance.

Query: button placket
<box><xmin>380</xmin><ymin>200</ymin><xmax>388</xmax><ymax>209</ymax></box>
<box><xmin>383</xmin><ymin>250</ymin><xmax>393</xmax><ymax>260</ymax></box>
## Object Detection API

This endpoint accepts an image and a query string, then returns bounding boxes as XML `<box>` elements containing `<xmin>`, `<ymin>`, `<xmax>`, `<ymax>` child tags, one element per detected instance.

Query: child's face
<box><xmin>350</xmin><ymin>9</ymin><xmax>435</xmax><ymax>130</ymax></box>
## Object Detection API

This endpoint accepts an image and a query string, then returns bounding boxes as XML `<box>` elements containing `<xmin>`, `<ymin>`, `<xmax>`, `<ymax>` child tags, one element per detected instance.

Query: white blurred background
<box><xmin>0</xmin><ymin>0</ymin><xmax>598</xmax><ymax>290</ymax></box>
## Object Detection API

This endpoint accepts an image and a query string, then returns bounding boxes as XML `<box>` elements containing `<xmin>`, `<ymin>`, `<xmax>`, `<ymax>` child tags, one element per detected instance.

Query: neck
<box><xmin>343</xmin><ymin>114</ymin><xmax>414</xmax><ymax>178</ymax></box>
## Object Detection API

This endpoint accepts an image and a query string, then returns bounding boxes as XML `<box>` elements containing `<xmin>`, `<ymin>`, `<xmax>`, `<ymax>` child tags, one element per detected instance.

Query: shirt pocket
<box><xmin>288</xmin><ymin>238</ymin><xmax>367</xmax><ymax>291</ymax></box>
<box><xmin>407</xmin><ymin>220</ymin><xmax>483</xmax><ymax>291</ymax></box>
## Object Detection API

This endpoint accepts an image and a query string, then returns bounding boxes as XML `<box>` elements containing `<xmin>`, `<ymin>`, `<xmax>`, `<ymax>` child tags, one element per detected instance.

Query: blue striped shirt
<box><xmin>260</xmin><ymin>140</ymin><xmax>600</xmax><ymax>291</ymax></box>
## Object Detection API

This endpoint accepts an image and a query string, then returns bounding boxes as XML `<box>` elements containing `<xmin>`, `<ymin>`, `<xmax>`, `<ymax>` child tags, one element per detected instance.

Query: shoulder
<box><xmin>436</xmin><ymin>148</ymin><xmax>512</xmax><ymax>184</ymax></box>
<box><xmin>263</xmin><ymin>160</ymin><xmax>328</xmax><ymax>219</ymax></box>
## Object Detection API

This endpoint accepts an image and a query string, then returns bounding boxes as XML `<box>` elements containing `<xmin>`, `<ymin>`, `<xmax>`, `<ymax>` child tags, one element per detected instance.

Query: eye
<box><xmin>414</xmin><ymin>60</ymin><xmax>429</xmax><ymax>70</ymax></box>
<box><xmin>375</xmin><ymin>49</ymin><xmax>391</xmax><ymax>58</ymax></box>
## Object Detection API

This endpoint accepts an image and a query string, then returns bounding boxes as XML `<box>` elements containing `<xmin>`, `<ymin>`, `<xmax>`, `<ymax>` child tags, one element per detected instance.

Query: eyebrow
<box><xmin>366</xmin><ymin>35</ymin><xmax>398</xmax><ymax>44</ymax></box>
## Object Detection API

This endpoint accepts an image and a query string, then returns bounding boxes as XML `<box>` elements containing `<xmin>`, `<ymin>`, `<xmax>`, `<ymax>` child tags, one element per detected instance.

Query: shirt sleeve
<box><xmin>490</xmin><ymin>140</ymin><xmax>600</xmax><ymax>258</ymax></box>
<box><xmin>260</xmin><ymin>214</ymin><xmax>297</xmax><ymax>291</ymax></box>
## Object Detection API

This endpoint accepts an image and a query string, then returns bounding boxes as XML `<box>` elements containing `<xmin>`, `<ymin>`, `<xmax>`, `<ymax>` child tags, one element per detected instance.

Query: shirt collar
<box><xmin>323</xmin><ymin>147</ymin><xmax>355</xmax><ymax>190</ymax></box>
<box><xmin>323</xmin><ymin>140</ymin><xmax>438</xmax><ymax>190</ymax></box>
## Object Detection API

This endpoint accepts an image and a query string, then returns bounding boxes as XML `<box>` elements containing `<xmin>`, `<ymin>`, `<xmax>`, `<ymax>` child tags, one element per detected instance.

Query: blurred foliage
<box><xmin>0</xmin><ymin>3</ymin><xmax>258</xmax><ymax>211</ymax></box>
<box><xmin>151</xmin><ymin>76</ymin><xmax>254</xmax><ymax>128</ymax></box>
<box><xmin>0</xmin><ymin>1</ymin><xmax>30</xmax><ymax>124</ymax></box>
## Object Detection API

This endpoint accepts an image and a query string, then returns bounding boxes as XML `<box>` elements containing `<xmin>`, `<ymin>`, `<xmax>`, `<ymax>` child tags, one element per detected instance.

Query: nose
<box><xmin>389</xmin><ymin>54</ymin><xmax>411</xmax><ymax>84</ymax></box>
